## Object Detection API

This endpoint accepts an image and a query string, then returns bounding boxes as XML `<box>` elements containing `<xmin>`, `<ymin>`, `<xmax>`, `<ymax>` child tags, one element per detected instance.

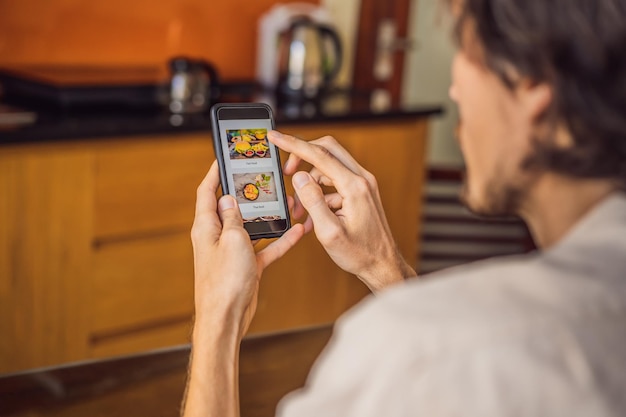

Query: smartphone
<box><xmin>210</xmin><ymin>103</ymin><xmax>291</xmax><ymax>239</ymax></box>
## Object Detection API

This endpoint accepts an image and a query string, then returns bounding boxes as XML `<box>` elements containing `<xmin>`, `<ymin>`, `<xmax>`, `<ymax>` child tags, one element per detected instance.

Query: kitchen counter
<box><xmin>0</xmin><ymin>89</ymin><xmax>442</xmax><ymax>145</ymax></box>
<box><xmin>0</xmin><ymin>89</ymin><xmax>439</xmax><ymax>374</ymax></box>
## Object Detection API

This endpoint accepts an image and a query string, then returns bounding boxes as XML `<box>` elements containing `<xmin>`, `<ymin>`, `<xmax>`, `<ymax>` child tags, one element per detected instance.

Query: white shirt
<box><xmin>277</xmin><ymin>193</ymin><xmax>626</xmax><ymax>416</ymax></box>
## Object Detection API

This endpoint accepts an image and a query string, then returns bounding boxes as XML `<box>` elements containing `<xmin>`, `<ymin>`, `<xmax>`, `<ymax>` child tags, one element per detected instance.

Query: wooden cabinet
<box><xmin>0</xmin><ymin>118</ymin><xmax>429</xmax><ymax>374</ymax></box>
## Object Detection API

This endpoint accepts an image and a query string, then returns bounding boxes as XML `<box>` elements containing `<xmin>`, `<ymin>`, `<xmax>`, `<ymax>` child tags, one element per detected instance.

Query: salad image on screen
<box><xmin>227</xmin><ymin>129</ymin><xmax>271</xmax><ymax>160</ymax></box>
<box><xmin>233</xmin><ymin>172</ymin><xmax>278</xmax><ymax>205</ymax></box>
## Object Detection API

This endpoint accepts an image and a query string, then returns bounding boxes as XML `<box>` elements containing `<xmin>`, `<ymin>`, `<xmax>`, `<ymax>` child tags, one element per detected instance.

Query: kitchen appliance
<box><xmin>257</xmin><ymin>3</ymin><xmax>342</xmax><ymax>98</ymax></box>
<box><xmin>168</xmin><ymin>57</ymin><xmax>220</xmax><ymax>113</ymax></box>
<box><xmin>276</xmin><ymin>17</ymin><xmax>342</xmax><ymax>99</ymax></box>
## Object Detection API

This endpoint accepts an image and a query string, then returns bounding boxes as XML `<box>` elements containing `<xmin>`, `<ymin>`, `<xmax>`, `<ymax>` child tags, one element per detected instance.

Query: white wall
<box><xmin>323</xmin><ymin>0</ymin><xmax>463</xmax><ymax>166</ymax></box>
<box><xmin>402</xmin><ymin>0</ymin><xmax>464</xmax><ymax>166</ymax></box>
<box><xmin>321</xmin><ymin>0</ymin><xmax>360</xmax><ymax>89</ymax></box>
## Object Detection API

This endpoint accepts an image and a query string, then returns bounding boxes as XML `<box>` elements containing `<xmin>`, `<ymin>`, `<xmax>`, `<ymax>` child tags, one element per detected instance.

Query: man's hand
<box><xmin>183</xmin><ymin>161</ymin><xmax>304</xmax><ymax>417</ymax></box>
<box><xmin>268</xmin><ymin>131</ymin><xmax>417</xmax><ymax>292</ymax></box>
<box><xmin>191</xmin><ymin>161</ymin><xmax>305</xmax><ymax>335</ymax></box>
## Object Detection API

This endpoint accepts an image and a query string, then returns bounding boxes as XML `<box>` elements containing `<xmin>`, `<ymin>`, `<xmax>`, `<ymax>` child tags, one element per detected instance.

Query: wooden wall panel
<box><xmin>0</xmin><ymin>0</ymin><xmax>318</xmax><ymax>79</ymax></box>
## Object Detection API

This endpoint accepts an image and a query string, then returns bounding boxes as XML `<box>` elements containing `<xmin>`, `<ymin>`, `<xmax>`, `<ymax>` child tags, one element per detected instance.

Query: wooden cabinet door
<box><xmin>0</xmin><ymin>148</ymin><xmax>93</xmax><ymax>373</ymax></box>
<box><xmin>353</xmin><ymin>0</ymin><xmax>414</xmax><ymax>105</ymax></box>
<box><xmin>90</xmin><ymin>134</ymin><xmax>212</xmax><ymax>358</ymax></box>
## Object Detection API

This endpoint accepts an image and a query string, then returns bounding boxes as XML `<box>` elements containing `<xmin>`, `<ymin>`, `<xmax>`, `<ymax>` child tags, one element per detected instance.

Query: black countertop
<box><xmin>0</xmin><ymin>89</ymin><xmax>443</xmax><ymax>146</ymax></box>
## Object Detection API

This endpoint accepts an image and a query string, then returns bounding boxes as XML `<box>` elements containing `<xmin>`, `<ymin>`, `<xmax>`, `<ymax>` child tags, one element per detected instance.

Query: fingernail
<box><xmin>269</xmin><ymin>130</ymin><xmax>283</xmax><ymax>139</ymax></box>
<box><xmin>218</xmin><ymin>195</ymin><xmax>236</xmax><ymax>211</ymax></box>
<box><xmin>293</xmin><ymin>172</ymin><xmax>310</xmax><ymax>189</ymax></box>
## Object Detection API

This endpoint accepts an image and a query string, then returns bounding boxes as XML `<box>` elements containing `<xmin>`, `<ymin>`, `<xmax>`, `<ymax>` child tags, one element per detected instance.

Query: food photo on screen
<box><xmin>233</xmin><ymin>172</ymin><xmax>278</xmax><ymax>205</ymax></box>
<box><xmin>227</xmin><ymin>129</ymin><xmax>271</xmax><ymax>160</ymax></box>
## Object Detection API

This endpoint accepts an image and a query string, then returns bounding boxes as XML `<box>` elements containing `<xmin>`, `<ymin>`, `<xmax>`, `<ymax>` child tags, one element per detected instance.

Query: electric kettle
<box><xmin>168</xmin><ymin>57</ymin><xmax>220</xmax><ymax>113</ymax></box>
<box><xmin>276</xmin><ymin>17</ymin><xmax>342</xmax><ymax>99</ymax></box>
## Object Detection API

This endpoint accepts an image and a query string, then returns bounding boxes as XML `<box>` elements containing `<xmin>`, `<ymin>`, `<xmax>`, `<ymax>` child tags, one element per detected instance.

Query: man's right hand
<box><xmin>268</xmin><ymin>130</ymin><xmax>417</xmax><ymax>292</ymax></box>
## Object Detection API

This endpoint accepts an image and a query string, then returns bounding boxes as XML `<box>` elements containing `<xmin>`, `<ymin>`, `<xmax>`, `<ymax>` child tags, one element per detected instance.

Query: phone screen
<box><xmin>211</xmin><ymin>104</ymin><xmax>290</xmax><ymax>238</ymax></box>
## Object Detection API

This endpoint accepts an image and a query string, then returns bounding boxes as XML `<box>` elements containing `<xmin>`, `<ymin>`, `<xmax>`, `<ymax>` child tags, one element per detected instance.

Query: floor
<box><xmin>0</xmin><ymin>325</ymin><xmax>333</xmax><ymax>417</ymax></box>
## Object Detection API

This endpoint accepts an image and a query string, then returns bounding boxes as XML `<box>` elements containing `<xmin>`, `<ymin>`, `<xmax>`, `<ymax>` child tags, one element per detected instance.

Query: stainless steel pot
<box><xmin>168</xmin><ymin>57</ymin><xmax>220</xmax><ymax>113</ymax></box>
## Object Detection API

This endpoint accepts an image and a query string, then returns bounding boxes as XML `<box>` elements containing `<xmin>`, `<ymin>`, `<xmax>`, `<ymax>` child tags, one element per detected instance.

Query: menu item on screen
<box><xmin>210</xmin><ymin>103</ymin><xmax>290</xmax><ymax>239</ymax></box>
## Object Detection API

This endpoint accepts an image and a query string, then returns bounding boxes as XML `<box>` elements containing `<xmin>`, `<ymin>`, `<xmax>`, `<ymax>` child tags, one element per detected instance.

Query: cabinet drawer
<box><xmin>94</xmin><ymin>134</ymin><xmax>214</xmax><ymax>240</ymax></box>
<box><xmin>90</xmin><ymin>320</ymin><xmax>191</xmax><ymax>359</ymax></box>
<box><xmin>91</xmin><ymin>232</ymin><xmax>194</xmax><ymax>338</ymax></box>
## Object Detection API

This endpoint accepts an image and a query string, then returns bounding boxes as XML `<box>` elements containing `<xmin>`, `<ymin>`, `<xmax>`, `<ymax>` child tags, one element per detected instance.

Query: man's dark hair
<box><xmin>448</xmin><ymin>0</ymin><xmax>626</xmax><ymax>186</ymax></box>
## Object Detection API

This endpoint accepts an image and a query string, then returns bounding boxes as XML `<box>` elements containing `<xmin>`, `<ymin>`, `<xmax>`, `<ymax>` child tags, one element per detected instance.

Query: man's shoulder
<box><xmin>340</xmin><ymin>250</ymin><xmax>624</xmax><ymax>350</ymax></box>
<box><xmin>347</xmin><ymin>193</ymin><xmax>626</xmax><ymax>332</ymax></box>
<box><xmin>346</xmin><ymin>254</ymin><xmax>546</xmax><ymax>333</ymax></box>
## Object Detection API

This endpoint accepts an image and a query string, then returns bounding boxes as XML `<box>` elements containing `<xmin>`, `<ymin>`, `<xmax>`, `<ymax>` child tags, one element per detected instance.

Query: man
<box><xmin>183</xmin><ymin>0</ymin><xmax>626</xmax><ymax>415</ymax></box>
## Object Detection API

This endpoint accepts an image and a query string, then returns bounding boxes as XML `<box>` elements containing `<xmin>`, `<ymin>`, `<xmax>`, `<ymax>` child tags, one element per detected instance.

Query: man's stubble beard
<box><xmin>459</xmin><ymin>165</ymin><xmax>528</xmax><ymax>218</ymax></box>
<box><xmin>455</xmin><ymin>120</ymin><xmax>538</xmax><ymax>219</ymax></box>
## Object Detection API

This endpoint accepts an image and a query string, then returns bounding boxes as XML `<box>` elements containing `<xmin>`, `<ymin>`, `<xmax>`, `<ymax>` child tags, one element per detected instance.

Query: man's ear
<box><xmin>517</xmin><ymin>80</ymin><xmax>553</xmax><ymax>122</ymax></box>
<box><xmin>517</xmin><ymin>80</ymin><xmax>573</xmax><ymax>148</ymax></box>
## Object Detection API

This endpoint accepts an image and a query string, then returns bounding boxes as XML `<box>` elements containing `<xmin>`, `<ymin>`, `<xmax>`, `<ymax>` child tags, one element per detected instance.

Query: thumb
<box><xmin>292</xmin><ymin>172</ymin><xmax>341</xmax><ymax>234</ymax></box>
<box><xmin>218</xmin><ymin>195</ymin><xmax>244</xmax><ymax>230</ymax></box>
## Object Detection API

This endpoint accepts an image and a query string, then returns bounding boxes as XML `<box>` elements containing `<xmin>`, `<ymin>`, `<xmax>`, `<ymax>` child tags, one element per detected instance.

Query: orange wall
<box><xmin>0</xmin><ymin>0</ymin><xmax>318</xmax><ymax>79</ymax></box>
